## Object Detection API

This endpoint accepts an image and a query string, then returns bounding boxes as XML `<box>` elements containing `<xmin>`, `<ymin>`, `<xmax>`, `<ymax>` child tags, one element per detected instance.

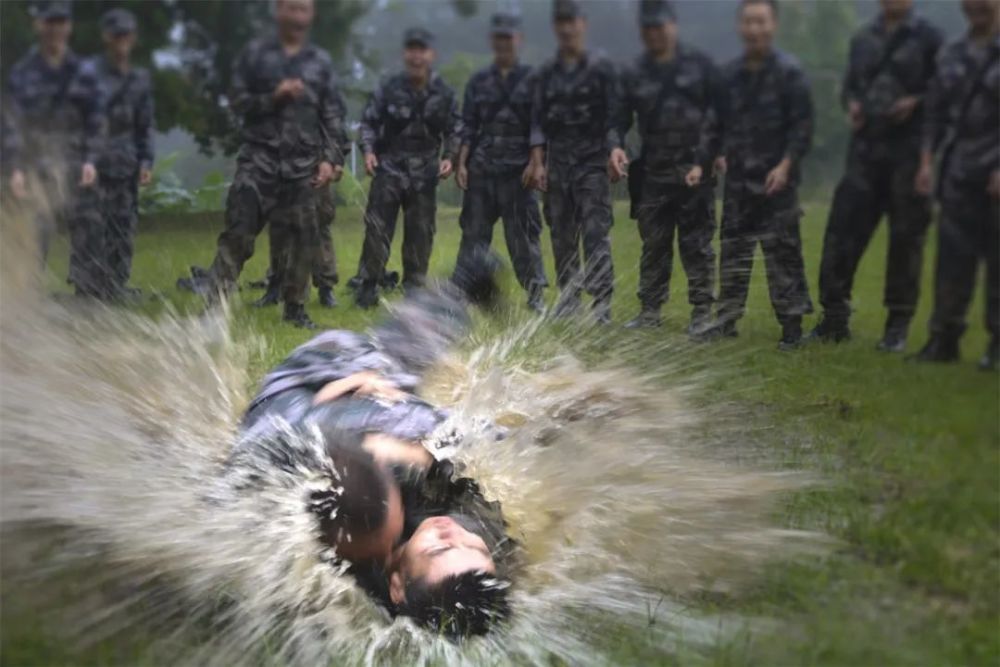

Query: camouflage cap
<box><xmin>31</xmin><ymin>0</ymin><xmax>72</xmax><ymax>20</ymax></box>
<box><xmin>639</xmin><ymin>0</ymin><xmax>676</xmax><ymax>27</ymax></box>
<box><xmin>403</xmin><ymin>27</ymin><xmax>434</xmax><ymax>48</ymax></box>
<box><xmin>490</xmin><ymin>12</ymin><xmax>522</xmax><ymax>36</ymax></box>
<box><xmin>552</xmin><ymin>0</ymin><xmax>584</xmax><ymax>22</ymax></box>
<box><xmin>101</xmin><ymin>8</ymin><xmax>138</xmax><ymax>36</ymax></box>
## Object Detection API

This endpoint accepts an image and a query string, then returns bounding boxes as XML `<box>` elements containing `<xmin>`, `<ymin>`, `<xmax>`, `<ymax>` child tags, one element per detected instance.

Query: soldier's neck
<box><xmin>40</xmin><ymin>42</ymin><xmax>68</xmax><ymax>66</ymax></box>
<box><xmin>408</xmin><ymin>72</ymin><xmax>430</xmax><ymax>90</ymax></box>
<box><xmin>494</xmin><ymin>57</ymin><xmax>516</xmax><ymax>75</ymax></box>
<box><xmin>278</xmin><ymin>31</ymin><xmax>306</xmax><ymax>55</ymax></box>
<box><xmin>558</xmin><ymin>46</ymin><xmax>585</xmax><ymax>65</ymax></box>
<box><xmin>108</xmin><ymin>52</ymin><xmax>130</xmax><ymax>73</ymax></box>
<box><xmin>650</xmin><ymin>42</ymin><xmax>677</xmax><ymax>63</ymax></box>
<box><xmin>882</xmin><ymin>11</ymin><xmax>906</xmax><ymax>33</ymax></box>
<box><xmin>744</xmin><ymin>46</ymin><xmax>772</xmax><ymax>69</ymax></box>
<box><xmin>969</xmin><ymin>23</ymin><xmax>998</xmax><ymax>43</ymax></box>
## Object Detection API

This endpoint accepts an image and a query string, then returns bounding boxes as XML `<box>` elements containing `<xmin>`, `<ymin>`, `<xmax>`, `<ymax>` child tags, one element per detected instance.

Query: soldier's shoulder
<box><xmin>431</xmin><ymin>73</ymin><xmax>457</xmax><ymax>97</ymax></box>
<box><xmin>467</xmin><ymin>66</ymin><xmax>492</xmax><ymax>87</ymax></box>
<box><xmin>774</xmin><ymin>49</ymin><xmax>805</xmax><ymax>74</ymax></box>
<box><xmin>912</xmin><ymin>14</ymin><xmax>945</xmax><ymax>44</ymax></box>
<box><xmin>937</xmin><ymin>38</ymin><xmax>967</xmax><ymax>64</ymax></box>
<box><xmin>720</xmin><ymin>57</ymin><xmax>742</xmax><ymax>78</ymax></box>
<box><xmin>376</xmin><ymin>70</ymin><xmax>406</xmax><ymax>91</ymax></box>
<box><xmin>132</xmin><ymin>65</ymin><xmax>153</xmax><ymax>85</ymax></box>
<box><xmin>9</xmin><ymin>50</ymin><xmax>37</xmax><ymax>78</ymax></box>
<box><xmin>588</xmin><ymin>51</ymin><xmax>618</xmax><ymax>75</ymax></box>
<box><xmin>680</xmin><ymin>43</ymin><xmax>719</xmax><ymax>71</ymax></box>
<box><xmin>306</xmin><ymin>43</ymin><xmax>335</xmax><ymax>67</ymax></box>
<box><xmin>75</xmin><ymin>56</ymin><xmax>101</xmax><ymax>82</ymax></box>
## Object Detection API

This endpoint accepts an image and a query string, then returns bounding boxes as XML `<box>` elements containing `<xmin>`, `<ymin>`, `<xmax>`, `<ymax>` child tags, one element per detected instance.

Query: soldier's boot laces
<box><xmin>686</xmin><ymin>304</ymin><xmax>713</xmax><ymax>339</ymax></box>
<box><xmin>355</xmin><ymin>281</ymin><xmax>380</xmax><ymax>310</ymax></box>
<box><xmin>876</xmin><ymin>312</ymin><xmax>910</xmax><ymax>353</ymax></box>
<box><xmin>911</xmin><ymin>334</ymin><xmax>960</xmax><ymax>364</ymax></box>
<box><xmin>807</xmin><ymin>316</ymin><xmax>851</xmax><ymax>344</ymax></box>
<box><xmin>318</xmin><ymin>286</ymin><xmax>338</xmax><ymax>308</ymax></box>
<box><xmin>978</xmin><ymin>336</ymin><xmax>999</xmax><ymax>372</ymax></box>
<box><xmin>283</xmin><ymin>303</ymin><xmax>317</xmax><ymax>330</ymax></box>
<box><xmin>253</xmin><ymin>282</ymin><xmax>281</xmax><ymax>308</ymax></box>
<box><xmin>624</xmin><ymin>308</ymin><xmax>662</xmax><ymax>330</ymax></box>
<box><xmin>778</xmin><ymin>318</ymin><xmax>804</xmax><ymax>352</ymax></box>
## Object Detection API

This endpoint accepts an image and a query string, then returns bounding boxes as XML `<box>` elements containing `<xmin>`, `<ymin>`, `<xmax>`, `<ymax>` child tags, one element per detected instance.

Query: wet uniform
<box><xmin>922</xmin><ymin>35</ymin><xmax>999</xmax><ymax>344</ymax></box>
<box><xmin>358</xmin><ymin>72</ymin><xmax>461</xmax><ymax>290</ymax></box>
<box><xmin>818</xmin><ymin>11</ymin><xmax>943</xmax><ymax>332</ymax></box>
<box><xmin>206</xmin><ymin>33</ymin><xmax>345</xmax><ymax>307</ymax></box>
<box><xmin>531</xmin><ymin>52</ymin><xmax>620</xmax><ymax>315</ymax></box>
<box><xmin>3</xmin><ymin>47</ymin><xmax>105</xmax><ymax>295</ymax></box>
<box><xmin>716</xmin><ymin>48</ymin><xmax>814</xmax><ymax>330</ymax></box>
<box><xmin>93</xmin><ymin>55</ymin><xmax>155</xmax><ymax>297</ymax></box>
<box><xmin>455</xmin><ymin>63</ymin><xmax>547</xmax><ymax>302</ymax></box>
<box><xmin>617</xmin><ymin>44</ymin><xmax>723</xmax><ymax>317</ymax></box>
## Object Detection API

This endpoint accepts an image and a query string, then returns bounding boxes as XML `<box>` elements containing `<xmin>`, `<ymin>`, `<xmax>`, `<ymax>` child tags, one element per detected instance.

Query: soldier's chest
<box><xmin>257</xmin><ymin>50</ymin><xmax>326</xmax><ymax>89</ymax></box>
<box><xmin>17</xmin><ymin>66</ymin><xmax>72</xmax><ymax>108</ymax></box>
<box><xmin>857</xmin><ymin>31</ymin><xmax>927</xmax><ymax>75</ymax></box>
<box><xmin>546</xmin><ymin>68</ymin><xmax>602</xmax><ymax>104</ymax></box>
<box><xmin>386</xmin><ymin>87</ymin><xmax>449</xmax><ymax>121</ymax></box>
<box><xmin>633</xmin><ymin>61</ymin><xmax>703</xmax><ymax>109</ymax></box>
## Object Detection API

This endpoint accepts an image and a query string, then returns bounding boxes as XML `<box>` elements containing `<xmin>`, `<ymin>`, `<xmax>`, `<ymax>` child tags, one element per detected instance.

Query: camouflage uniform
<box><xmin>455</xmin><ymin>60</ymin><xmax>547</xmax><ymax>303</ymax></box>
<box><xmin>817</xmin><ymin>11</ymin><xmax>943</xmax><ymax>338</ymax></box>
<box><xmin>3</xmin><ymin>46</ymin><xmax>105</xmax><ymax>295</ymax></box>
<box><xmin>716</xmin><ymin>49</ymin><xmax>814</xmax><ymax>333</ymax></box>
<box><xmin>358</xmin><ymin>70</ymin><xmax>461</xmax><ymax>290</ymax></box>
<box><xmin>207</xmin><ymin>33</ymin><xmax>344</xmax><ymax>308</ymax></box>
<box><xmin>617</xmin><ymin>43</ymin><xmax>723</xmax><ymax>321</ymax></box>
<box><xmin>94</xmin><ymin>52</ymin><xmax>155</xmax><ymax>297</ymax></box>
<box><xmin>922</xmin><ymin>36</ymin><xmax>999</xmax><ymax>348</ymax></box>
<box><xmin>531</xmin><ymin>52</ymin><xmax>620</xmax><ymax>316</ymax></box>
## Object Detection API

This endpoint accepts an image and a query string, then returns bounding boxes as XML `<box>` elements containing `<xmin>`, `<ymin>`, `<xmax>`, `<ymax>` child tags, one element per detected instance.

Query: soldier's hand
<box><xmin>9</xmin><ymin>169</ymin><xmax>27</xmax><ymax>200</ymax></box>
<box><xmin>713</xmin><ymin>156</ymin><xmax>727</xmax><ymax>177</ymax></box>
<box><xmin>988</xmin><ymin>170</ymin><xmax>1000</xmax><ymax>200</ymax></box>
<box><xmin>438</xmin><ymin>159</ymin><xmax>453</xmax><ymax>180</ymax></box>
<box><xmin>608</xmin><ymin>148</ymin><xmax>629</xmax><ymax>183</ymax></box>
<box><xmin>685</xmin><ymin>165</ymin><xmax>703</xmax><ymax>188</ymax></box>
<box><xmin>847</xmin><ymin>100</ymin><xmax>865</xmax><ymax>131</ymax></box>
<box><xmin>533</xmin><ymin>164</ymin><xmax>548</xmax><ymax>193</ymax></box>
<box><xmin>914</xmin><ymin>163</ymin><xmax>934</xmax><ymax>197</ymax></box>
<box><xmin>79</xmin><ymin>163</ymin><xmax>97</xmax><ymax>188</ymax></box>
<box><xmin>456</xmin><ymin>164</ymin><xmax>469</xmax><ymax>190</ymax></box>
<box><xmin>888</xmin><ymin>96</ymin><xmax>919</xmax><ymax>124</ymax></box>
<box><xmin>139</xmin><ymin>169</ymin><xmax>153</xmax><ymax>187</ymax></box>
<box><xmin>364</xmin><ymin>152</ymin><xmax>379</xmax><ymax>176</ymax></box>
<box><xmin>312</xmin><ymin>161</ymin><xmax>335</xmax><ymax>188</ymax></box>
<box><xmin>764</xmin><ymin>160</ymin><xmax>790</xmax><ymax>197</ymax></box>
<box><xmin>274</xmin><ymin>78</ymin><xmax>305</xmax><ymax>101</ymax></box>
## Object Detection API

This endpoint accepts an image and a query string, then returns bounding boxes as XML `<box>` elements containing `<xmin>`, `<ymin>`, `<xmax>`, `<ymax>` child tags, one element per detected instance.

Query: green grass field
<box><xmin>3</xmin><ymin>200</ymin><xmax>998</xmax><ymax>666</ymax></box>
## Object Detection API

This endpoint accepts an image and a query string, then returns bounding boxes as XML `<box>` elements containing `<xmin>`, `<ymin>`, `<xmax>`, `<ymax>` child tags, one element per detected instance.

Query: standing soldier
<box><xmin>4</xmin><ymin>0</ymin><xmax>105</xmax><ymax>297</ymax></box>
<box><xmin>610</xmin><ymin>0</ymin><xmax>723</xmax><ymax>335</ymax></box>
<box><xmin>811</xmin><ymin>0</ymin><xmax>943</xmax><ymax>350</ymax></box>
<box><xmin>195</xmin><ymin>0</ymin><xmax>344</xmax><ymax>328</ymax></box>
<box><xmin>355</xmin><ymin>28</ymin><xmax>461</xmax><ymax>308</ymax></box>
<box><xmin>529</xmin><ymin>0</ymin><xmax>620</xmax><ymax>324</ymax></box>
<box><xmin>94</xmin><ymin>8</ymin><xmax>155</xmax><ymax>302</ymax></box>
<box><xmin>710</xmin><ymin>0</ymin><xmax>814</xmax><ymax>349</ymax></box>
<box><xmin>913</xmin><ymin>0</ymin><xmax>999</xmax><ymax>369</ymax></box>
<box><xmin>453</xmin><ymin>13</ymin><xmax>548</xmax><ymax>313</ymax></box>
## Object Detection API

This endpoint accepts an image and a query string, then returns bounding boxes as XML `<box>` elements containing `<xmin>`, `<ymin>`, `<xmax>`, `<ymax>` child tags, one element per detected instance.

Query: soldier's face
<box><xmin>275</xmin><ymin>0</ymin><xmax>314</xmax><ymax>36</ymax></box>
<box><xmin>553</xmin><ymin>17</ymin><xmax>586</xmax><ymax>52</ymax></box>
<box><xmin>641</xmin><ymin>22</ymin><xmax>676</xmax><ymax>56</ymax></box>
<box><xmin>403</xmin><ymin>45</ymin><xmax>434</xmax><ymax>77</ymax></box>
<box><xmin>491</xmin><ymin>34</ymin><xmax>520</xmax><ymax>63</ymax></box>
<box><xmin>962</xmin><ymin>0</ymin><xmax>1000</xmax><ymax>31</ymax></box>
<box><xmin>739</xmin><ymin>3</ymin><xmax>776</xmax><ymax>55</ymax></box>
<box><xmin>103</xmin><ymin>32</ymin><xmax>136</xmax><ymax>60</ymax></box>
<box><xmin>35</xmin><ymin>17</ymin><xmax>72</xmax><ymax>48</ymax></box>
<box><xmin>880</xmin><ymin>0</ymin><xmax>913</xmax><ymax>19</ymax></box>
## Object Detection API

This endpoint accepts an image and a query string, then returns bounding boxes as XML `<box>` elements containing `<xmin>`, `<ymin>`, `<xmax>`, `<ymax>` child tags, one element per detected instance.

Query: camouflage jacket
<box><xmin>721</xmin><ymin>48</ymin><xmax>813</xmax><ymax>193</ymax></box>
<box><xmin>530</xmin><ymin>51</ymin><xmax>621</xmax><ymax>168</ymax></box>
<box><xmin>843</xmin><ymin>10</ymin><xmax>943</xmax><ymax>159</ymax></box>
<box><xmin>3</xmin><ymin>47</ymin><xmax>105</xmax><ymax>173</ymax></box>
<box><xmin>461</xmin><ymin>62</ymin><xmax>535</xmax><ymax>174</ymax></box>
<box><xmin>616</xmin><ymin>44</ymin><xmax>724</xmax><ymax>185</ymax></box>
<box><xmin>229</xmin><ymin>34</ymin><xmax>345</xmax><ymax>180</ymax></box>
<box><xmin>93</xmin><ymin>56</ymin><xmax>155</xmax><ymax>180</ymax></box>
<box><xmin>924</xmin><ymin>34</ymin><xmax>1000</xmax><ymax>194</ymax></box>
<box><xmin>359</xmin><ymin>71</ymin><xmax>461</xmax><ymax>182</ymax></box>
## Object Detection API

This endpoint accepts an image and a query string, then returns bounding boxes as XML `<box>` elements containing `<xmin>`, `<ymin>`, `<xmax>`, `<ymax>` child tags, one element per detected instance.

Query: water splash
<box><xmin>0</xmin><ymin>223</ymin><xmax>823</xmax><ymax>665</ymax></box>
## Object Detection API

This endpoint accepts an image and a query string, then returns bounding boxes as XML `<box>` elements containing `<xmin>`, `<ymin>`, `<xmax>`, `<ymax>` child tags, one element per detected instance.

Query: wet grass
<box><xmin>2</xmin><ymin>200</ymin><xmax>997</xmax><ymax>666</ymax></box>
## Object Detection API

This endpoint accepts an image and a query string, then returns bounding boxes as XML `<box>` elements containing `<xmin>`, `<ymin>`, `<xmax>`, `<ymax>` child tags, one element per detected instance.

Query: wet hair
<box><xmin>307</xmin><ymin>445</ymin><xmax>391</xmax><ymax>549</ymax></box>
<box><xmin>740</xmin><ymin>0</ymin><xmax>779</xmax><ymax>18</ymax></box>
<box><xmin>396</xmin><ymin>570</ymin><xmax>511</xmax><ymax>638</ymax></box>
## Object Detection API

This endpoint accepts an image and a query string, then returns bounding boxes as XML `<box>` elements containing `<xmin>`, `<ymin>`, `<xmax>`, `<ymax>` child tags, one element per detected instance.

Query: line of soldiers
<box><xmin>3</xmin><ymin>2</ymin><xmax>153</xmax><ymax>302</ymax></box>
<box><xmin>4</xmin><ymin>0</ymin><xmax>997</xmax><ymax>370</ymax></box>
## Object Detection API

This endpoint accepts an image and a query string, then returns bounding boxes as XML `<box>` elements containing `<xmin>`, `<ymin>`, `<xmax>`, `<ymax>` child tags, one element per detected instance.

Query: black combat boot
<box><xmin>876</xmin><ymin>312</ymin><xmax>910</xmax><ymax>353</ymax></box>
<box><xmin>592</xmin><ymin>299</ymin><xmax>612</xmax><ymax>326</ymax></box>
<box><xmin>282</xmin><ymin>303</ymin><xmax>317</xmax><ymax>329</ymax></box>
<box><xmin>553</xmin><ymin>293</ymin><xmax>581</xmax><ymax>319</ymax></box>
<box><xmin>778</xmin><ymin>317</ymin><xmax>804</xmax><ymax>351</ymax></box>
<box><xmin>687</xmin><ymin>304</ymin><xmax>713</xmax><ymax>340</ymax></box>
<box><xmin>318</xmin><ymin>286</ymin><xmax>337</xmax><ymax>308</ymax></box>
<box><xmin>253</xmin><ymin>281</ymin><xmax>280</xmax><ymax>307</ymax></box>
<box><xmin>978</xmin><ymin>336</ymin><xmax>999</xmax><ymax>372</ymax></box>
<box><xmin>527</xmin><ymin>286</ymin><xmax>545</xmax><ymax>314</ymax></box>
<box><xmin>704</xmin><ymin>318</ymin><xmax>738</xmax><ymax>341</ymax></box>
<box><xmin>911</xmin><ymin>333</ymin><xmax>960</xmax><ymax>363</ymax></box>
<box><xmin>807</xmin><ymin>316</ymin><xmax>851</xmax><ymax>343</ymax></box>
<box><xmin>624</xmin><ymin>307</ymin><xmax>661</xmax><ymax>330</ymax></box>
<box><xmin>354</xmin><ymin>280</ymin><xmax>380</xmax><ymax>309</ymax></box>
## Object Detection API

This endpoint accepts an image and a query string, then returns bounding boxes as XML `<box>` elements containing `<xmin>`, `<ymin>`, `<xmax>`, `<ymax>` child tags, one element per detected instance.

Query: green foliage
<box><xmin>139</xmin><ymin>152</ymin><xmax>227</xmax><ymax>215</ymax></box>
<box><xmin>438</xmin><ymin>51</ymin><xmax>490</xmax><ymax>100</ymax></box>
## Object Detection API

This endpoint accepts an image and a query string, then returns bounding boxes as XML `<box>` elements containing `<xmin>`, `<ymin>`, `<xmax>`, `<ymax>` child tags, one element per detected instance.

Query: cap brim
<box><xmin>404</xmin><ymin>39</ymin><xmax>431</xmax><ymax>48</ymax></box>
<box><xmin>490</xmin><ymin>28</ymin><xmax>516</xmax><ymax>37</ymax></box>
<box><xmin>640</xmin><ymin>18</ymin><xmax>670</xmax><ymax>27</ymax></box>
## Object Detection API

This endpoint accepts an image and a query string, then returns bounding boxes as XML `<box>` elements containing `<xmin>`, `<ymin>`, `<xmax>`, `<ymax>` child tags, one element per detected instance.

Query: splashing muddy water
<box><xmin>0</xmin><ymin>227</ymin><xmax>824</xmax><ymax>665</ymax></box>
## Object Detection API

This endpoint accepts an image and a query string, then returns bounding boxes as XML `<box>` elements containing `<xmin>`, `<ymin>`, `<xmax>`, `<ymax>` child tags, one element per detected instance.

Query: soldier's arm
<box><xmin>459</xmin><ymin>75</ymin><xmax>479</xmax><ymax>154</ymax></box>
<box><xmin>603</xmin><ymin>61</ymin><xmax>624</xmax><ymax>153</ymax></box>
<box><xmin>441</xmin><ymin>88</ymin><xmax>462</xmax><ymax>162</ymax></box>
<box><xmin>528</xmin><ymin>67</ymin><xmax>546</xmax><ymax>161</ymax></box>
<box><xmin>841</xmin><ymin>34</ymin><xmax>863</xmax><ymax>111</ymax></box>
<box><xmin>2</xmin><ymin>69</ymin><xmax>24</xmax><ymax>173</ymax></box>
<box><xmin>358</xmin><ymin>84</ymin><xmax>383</xmax><ymax>157</ymax></box>
<box><xmin>318</xmin><ymin>65</ymin><xmax>346</xmax><ymax>167</ymax></box>
<box><xmin>229</xmin><ymin>46</ymin><xmax>274</xmax><ymax>119</ymax></box>
<box><xmin>783</xmin><ymin>65</ymin><xmax>814</xmax><ymax>168</ymax></box>
<box><xmin>74</xmin><ymin>62</ymin><xmax>107</xmax><ymax>168</ymax></box>
<box><xmin>696</xmin><ymin>59</ymin><xmax>726</xmax><ymax>169</ymax></box>
<box><xmin>135</xmin><ymin>72</ymin><xmax>155</xmax><ymax>172</ymax></box>
<box><xmin>612</xmin><ymin>67</ymin><xmax>635</xmax><ymax>150</ymax></box>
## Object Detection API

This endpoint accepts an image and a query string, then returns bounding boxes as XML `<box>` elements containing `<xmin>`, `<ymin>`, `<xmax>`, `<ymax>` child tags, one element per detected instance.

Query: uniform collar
<box><xmin>29</xmin><ymin>44</ymin><xmax>77</xmax><ymax>71</ymax></box>
<box><xmin>101</xmin><ymin>54</ymin><xmax>132</xmax><ymax>77</ymax></box>
<box><xmin>265</xmin><ymin>30</ymin><xmax>313</xmax><ymax>58</ymax></box>
<box><xmin>555</xmin><ymin>50</ymin><xmax>589</xmax><ymax>72</ymax></box>
<box><xmin>642</xmin><ymin>42</ymin><xmax>686</xmax><ymax>68</ymax></box>
<box><xmin>739</xmin><ymin>47</ymin><xmax>777</xmax><ymax>73</ymax></box>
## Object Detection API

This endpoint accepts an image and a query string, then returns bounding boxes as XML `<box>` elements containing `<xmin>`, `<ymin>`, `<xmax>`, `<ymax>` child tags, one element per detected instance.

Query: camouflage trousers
<box><xmin>818</xmin><ymin>154</ymin><xmax>931</xmax><ymax>324</ymax></box>
<box><xmin>99</xmin><ymin>176</ymin><xmax>140</xmax><ymax>295</ymax></box>
<box><xmin>543</xmin><ymin>162</ymin><xmax>614</xmax><ymax>305</ymax></box>
<box><xmin>209</xmin><ymin>161</ymin><xmax>317</xmax><ymax>306</ymax></box>
<box><xmin>455</xmin><ymin>168</ymin><xmax>547</xmax><ymax>295</ymax></box>
<box><xmin>358</xmin><ymin>170</ymin><xmax>436</xmax><ymax>288</ymax></box>
<box><xmin>267</xmin><ymin>184</ymin><xmax>339</xmax><ymax>291</ymax></box>
<box><xmin>928</xmin><ymin>186</ymin><xmax>999</xmax><ymax>339</ymax></box>
<box><xmin>634</xmin><ymin>181</ymin><xmax>716</xmax><ymax>310</ymax></box>
<box><xmin>717</xmin><ymin>185</ymin><xmax>813</xmax><ymax>325</ymax></box>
